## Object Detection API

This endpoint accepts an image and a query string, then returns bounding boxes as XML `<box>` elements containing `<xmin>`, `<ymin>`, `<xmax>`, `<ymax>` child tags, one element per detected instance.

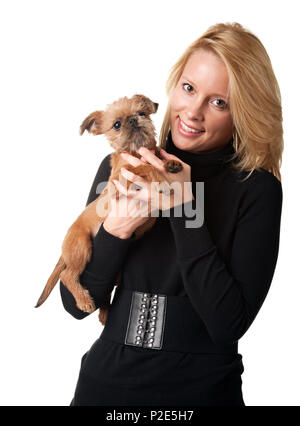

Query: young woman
<box><xmin>60</xmin><ymin>22</ymin><xmax>283</xmax><ymax>406</ymax></box>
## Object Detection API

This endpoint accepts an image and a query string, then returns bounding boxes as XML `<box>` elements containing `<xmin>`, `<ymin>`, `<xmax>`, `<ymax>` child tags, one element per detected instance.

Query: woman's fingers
<box><xmin>120</xmin><ymin>167</ymin><xmax>145</xmax><ymax>183</ymax></box>
<box><xmin>121</xmin><ymin>148</ymin><xmax>182</xmax><ymax>170</ymax></box>
<box><xmin>119</xmin><ymin>168</ymin><xmax>149</xmax><ymax>192</ymax></box>
<box><xmin>138</xmin><ymin>147</ymin><xmax>165</xmax><ymax>170</ymax></box>
<box><xmin>112</xmin><ymin>179</ymin><xmax>127</xmax><ymax>195</ymax></box>
<box><xmin>159</xmin><ymin>148</ymin><xmax>180</xmax><ymax>161</ymax></box>
<box><xmin>113</xmin><ymin>178</ymin><xmax>140</xmax><ymax>196</ymax></box>
<box><xmin>113</xmin><ymin>171</ymin><xmax>148</xmax><ymax>200</ymax></box>
<box><xmin>112</xmin><ymin>176</ymin><xmax>179</xmax><ymax>213</ymax></box>
<box><xmin>120</xmin><ymin>152</ymin><xmax>143</xmax><ymax>167</ymax></box>
<box><xmin>114</xmin><ymin>162</ymin><xmax>190</xmax><ymax>212</ymax></box>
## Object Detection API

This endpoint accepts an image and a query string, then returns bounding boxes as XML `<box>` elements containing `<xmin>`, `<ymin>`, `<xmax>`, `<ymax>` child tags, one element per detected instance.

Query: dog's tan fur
<box><xmin>35</xmin><ymin>94</ymin><xmax>182</xmax><ymax>325</ymax></box>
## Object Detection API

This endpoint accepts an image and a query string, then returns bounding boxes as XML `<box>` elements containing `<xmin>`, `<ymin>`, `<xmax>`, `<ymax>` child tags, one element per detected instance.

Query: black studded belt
<box><xmin>125</xmin><ymin>291</ymin><xmax>167</xmax><ymax>349</ymax></box>
<box><xmin>100</xmin><ymin>286</ymin><xmax>237</xmax><ymax>354</ymax></box>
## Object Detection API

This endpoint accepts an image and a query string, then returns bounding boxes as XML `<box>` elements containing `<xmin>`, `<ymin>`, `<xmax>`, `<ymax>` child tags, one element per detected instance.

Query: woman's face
<box><xmin>169</xmin><ymin>50</ymin><xmax>234</xmax><ymax>153</ymax></box>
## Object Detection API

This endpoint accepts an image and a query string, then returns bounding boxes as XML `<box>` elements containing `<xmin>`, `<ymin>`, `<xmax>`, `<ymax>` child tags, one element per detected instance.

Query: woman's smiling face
<box><xmin>169</xmin><ymin>50</ymin><xmax>234</xmax><ymax>153</ymax></box>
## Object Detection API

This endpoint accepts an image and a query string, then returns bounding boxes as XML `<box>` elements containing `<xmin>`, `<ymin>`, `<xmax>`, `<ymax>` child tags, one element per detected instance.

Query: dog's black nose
<box><xmin>128</xmin><ymin>117</ymin><xmax>138</xmax><ymax>128</ymax></box>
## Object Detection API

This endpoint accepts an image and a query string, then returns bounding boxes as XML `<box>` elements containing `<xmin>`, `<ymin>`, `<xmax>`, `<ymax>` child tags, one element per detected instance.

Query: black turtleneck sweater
<box><xmin>60</xmin><ymin>131</ymin><xmax>283</xmax><ymax>406</ymax></box>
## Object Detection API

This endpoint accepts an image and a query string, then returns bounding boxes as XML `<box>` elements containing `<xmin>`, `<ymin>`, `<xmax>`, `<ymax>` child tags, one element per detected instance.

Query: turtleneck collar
<box><xmin>165</xmin><ymin>130</ymin><xmax>236</xmax><ymax>180</ymax></box>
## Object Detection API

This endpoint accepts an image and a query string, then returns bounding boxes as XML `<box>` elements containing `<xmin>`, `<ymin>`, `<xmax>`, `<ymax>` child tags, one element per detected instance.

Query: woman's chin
<box><xmin>173</xmin><ymin>132</ymin><xmax>206</xmax><ymax>151</ymax></box>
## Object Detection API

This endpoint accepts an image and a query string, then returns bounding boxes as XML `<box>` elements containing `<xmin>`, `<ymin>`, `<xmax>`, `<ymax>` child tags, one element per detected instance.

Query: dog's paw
<box><xmin>76</xmin><ymin>289</ymin><xmax>96</xmax><ymax>313</ymax></box>
<box><xmin>164</xmin><ymin>160</ymin><xmax>183</xmax><ymax>174</ymax></box>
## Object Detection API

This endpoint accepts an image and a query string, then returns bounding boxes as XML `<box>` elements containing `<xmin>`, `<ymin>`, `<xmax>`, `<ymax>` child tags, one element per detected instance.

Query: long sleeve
<box><xmin>60</xmin><ymin>154</ymin><xmax>135</xmax><ymax>319</ymax></box>
<box><xmin>167</xmin><ymin>174</ymin><xmax>283</xmax><ymax>345</ymax></box>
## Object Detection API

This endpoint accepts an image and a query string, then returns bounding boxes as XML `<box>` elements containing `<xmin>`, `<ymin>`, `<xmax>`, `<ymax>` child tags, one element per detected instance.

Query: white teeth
<box><xmin>180</xmin><ymin>119</ymin><xmax>202</xmax><ymax>133</ymax></box>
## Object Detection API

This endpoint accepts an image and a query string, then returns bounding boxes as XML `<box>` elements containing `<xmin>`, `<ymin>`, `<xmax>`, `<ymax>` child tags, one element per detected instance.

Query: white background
<box><xmin>0</xmin><ymin>0</ymin><xmax>298</xmax><ymax>406</ymax></box>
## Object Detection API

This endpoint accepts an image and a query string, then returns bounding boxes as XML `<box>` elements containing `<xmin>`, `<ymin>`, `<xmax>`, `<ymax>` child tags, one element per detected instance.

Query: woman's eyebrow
<box><xmin>181</xmin><ymin>75</ymin><xmax>228</xmax><ymax>100</ymax></box>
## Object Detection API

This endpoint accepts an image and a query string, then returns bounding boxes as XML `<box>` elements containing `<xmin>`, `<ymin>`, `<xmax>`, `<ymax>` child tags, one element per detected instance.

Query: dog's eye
<box><xmin>113</xmin><ymin>120</ymin><xmax>121</xmax><ymax>130</ymax></box>
<box><xmin>138</xmin><ymin>112</ymin><xmax>146</xmax><ymax>117</ymax></box>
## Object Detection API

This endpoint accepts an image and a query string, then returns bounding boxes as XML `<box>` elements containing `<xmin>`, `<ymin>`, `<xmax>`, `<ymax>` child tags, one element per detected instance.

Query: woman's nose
<box><xmin>185</xmin><ymin>98</ymin><xmax>205</xmax><ymax>121</ymax></box>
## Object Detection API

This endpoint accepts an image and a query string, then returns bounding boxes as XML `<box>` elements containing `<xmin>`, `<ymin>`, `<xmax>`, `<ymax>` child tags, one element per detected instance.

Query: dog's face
<box><xmin>80</xmin><ymin>94</ymin><xmax>159</xmax><ymax>153</ymax></box>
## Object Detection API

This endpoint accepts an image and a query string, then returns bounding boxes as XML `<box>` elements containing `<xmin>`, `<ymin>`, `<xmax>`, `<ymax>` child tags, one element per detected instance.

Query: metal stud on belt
<box><xmin>124</xmin><ymin>291</ymin><xmax>167</xmax><ymax>350</ymax></box>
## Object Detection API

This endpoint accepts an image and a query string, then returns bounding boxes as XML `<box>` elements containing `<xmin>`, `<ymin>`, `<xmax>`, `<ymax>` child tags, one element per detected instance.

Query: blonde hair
<box><xmin>159</xmin><ymin>22</ymin><xmax>283</xmax><ymax>182</ymax></box>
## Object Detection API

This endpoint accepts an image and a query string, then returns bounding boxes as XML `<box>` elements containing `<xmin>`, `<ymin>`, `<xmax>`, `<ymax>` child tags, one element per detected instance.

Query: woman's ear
<box><xmin>80</xmin><ymin>111</ymin><xmax>103</xmax><ymax>135</ymax></box>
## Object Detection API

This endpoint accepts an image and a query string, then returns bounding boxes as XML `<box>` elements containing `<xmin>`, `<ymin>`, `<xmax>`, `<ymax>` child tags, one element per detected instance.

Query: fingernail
<box><xmin>120</xmin><ymin>152</ymin><xmax>127</xmax><ymax>157</ymax></box>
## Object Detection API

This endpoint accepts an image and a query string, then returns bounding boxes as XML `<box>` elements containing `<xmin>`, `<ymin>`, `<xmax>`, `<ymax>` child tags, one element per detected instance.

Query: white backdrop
<box><xmin>0</xmin><ymin>0</ymin><xmax>298</xmax><ymax>406</ymax></box>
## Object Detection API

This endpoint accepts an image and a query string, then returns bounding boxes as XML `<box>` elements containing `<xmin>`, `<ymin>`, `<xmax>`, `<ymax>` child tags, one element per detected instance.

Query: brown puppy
<box><xmin>35</xmin><ymin>94</ymin><xmax>183</xmax><ymax>324</ymax></box>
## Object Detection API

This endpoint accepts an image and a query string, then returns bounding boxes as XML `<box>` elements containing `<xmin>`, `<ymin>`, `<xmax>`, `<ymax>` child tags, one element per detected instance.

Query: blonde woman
<box><xmin>61</xmin><ymin>22</ymin><xmax>283</xmax><ymax>406</ymax></box>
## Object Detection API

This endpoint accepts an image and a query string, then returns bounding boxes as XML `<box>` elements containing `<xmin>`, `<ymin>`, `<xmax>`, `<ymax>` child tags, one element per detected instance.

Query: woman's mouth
<box><xmin>178</xmin><ymin>117</ymin><xmax>205</xmax><ymax>137</ymax></box>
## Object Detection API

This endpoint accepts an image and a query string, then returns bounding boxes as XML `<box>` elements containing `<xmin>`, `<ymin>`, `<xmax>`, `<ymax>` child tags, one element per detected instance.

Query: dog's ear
<box><xmin>131</xmin><ymin>94</ymin><xmax>159</xmax><ymax>115</ymax></box>
<box><xmin>80</xmin><ymin>111</ymin><xmax>103</xmax><ymax>135</ymax></box>
<box><xmin>152</xmin><ymin>102</ymin><xmax>159</xmax><ymax>113</ymax></box>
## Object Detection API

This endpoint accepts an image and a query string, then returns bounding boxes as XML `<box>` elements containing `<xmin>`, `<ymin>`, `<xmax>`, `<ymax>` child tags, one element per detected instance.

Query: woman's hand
<box><xmin>102</xmin><ymin>191</ymin><xmax>152</xmax><ymax>239</ymax></box>
<box><xmin>113</xmin><ymin>146</ymin><xmax>194</xmax><ymax>213</ymax></box>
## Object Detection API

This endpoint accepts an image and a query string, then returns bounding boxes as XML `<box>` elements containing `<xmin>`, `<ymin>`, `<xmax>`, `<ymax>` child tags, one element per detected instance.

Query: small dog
<box><xmin>35</xmin><ymin>94</ymin><xmax>183</xmax><ymax>324</ymax></box>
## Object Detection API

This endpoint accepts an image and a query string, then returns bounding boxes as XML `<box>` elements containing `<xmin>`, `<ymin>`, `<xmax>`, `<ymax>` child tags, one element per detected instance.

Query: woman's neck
<box><xmin>165</xmin><ymin>130</ymin><xmax>236</xmax><ymax>180</ymax></box>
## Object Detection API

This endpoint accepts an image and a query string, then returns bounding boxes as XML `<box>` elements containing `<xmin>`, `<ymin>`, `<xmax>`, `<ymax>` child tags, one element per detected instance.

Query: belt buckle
<box><xmin>125</xmin><ymin>291</ymin><xmax>167</xmax><ymax>350</ymax></box>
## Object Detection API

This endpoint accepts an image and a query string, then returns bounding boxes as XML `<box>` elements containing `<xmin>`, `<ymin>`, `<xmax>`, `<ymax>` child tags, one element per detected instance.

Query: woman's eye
<box><xmin>113</xmin><ymin>120</ymin><xmax>121</xmax><ymax>130</ymax></box>
<box><xmin>138</xmin><ymin>112</ymin><xmax>146</xmax><ymax>117</ymax></box>
<box><xmin>182</xmin><ymin>83</ymin><xmax>193</xmax><ymax>93</ymax></box>
<box><xmin>212</xmin><ymin>99</ymin><xmax>227</xmax><ymax>109</ymax></box>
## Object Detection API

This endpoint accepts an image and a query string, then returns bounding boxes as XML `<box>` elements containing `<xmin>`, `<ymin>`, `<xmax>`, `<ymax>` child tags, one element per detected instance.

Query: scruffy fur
<box><xmin>35</xmin><ymin>94</ymin><xmax>182</xmax><ymax>325</ymax></box>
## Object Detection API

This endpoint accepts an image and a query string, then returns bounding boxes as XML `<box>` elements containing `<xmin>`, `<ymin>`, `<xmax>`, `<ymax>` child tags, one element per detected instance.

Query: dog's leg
<box><xmin>60</xmin><ymin>268</ymin><xmax>96</xmax><ymax>313</ymax></box>
<box><xmin>61</xmin><ymin>225</ymin><xmax>96</xmax><ymax>313</ymax></box>
<box><xmin>98</xmin><ymin>306</ymin><xmax>110</xmax><ymax>325</ymax></box>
